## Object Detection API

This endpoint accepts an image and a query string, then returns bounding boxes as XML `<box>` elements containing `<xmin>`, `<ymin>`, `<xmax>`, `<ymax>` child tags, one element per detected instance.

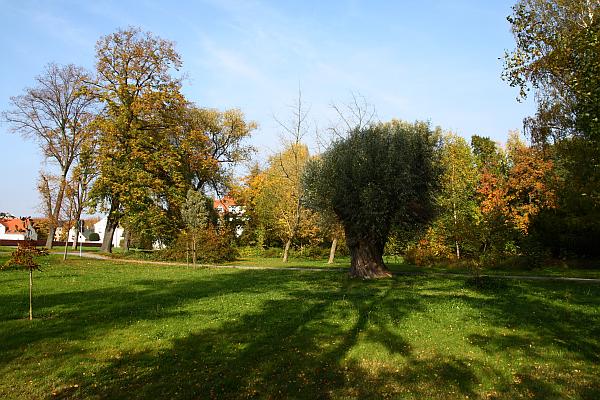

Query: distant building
<box><xmin>214</xmin><ymin>196</ymin><xmax>245</xmax><ymax>216</ymax></box>
<box><xmin>67</xmin><ymin>226</ymin><xmax>91</xmax><ymax>243</ymax></box>
<box><xmin>93</xmin><ymin>217</ymin><xmax>125</xmax><ymax>247</ymax></box>
<box><xmin>214</xmin><ymin>196</ymin><xmax>246</xmax><ymax>237</ymax></box>
<box><xmin>0</xmin><ymin>217</ymin><xmax>38</xmax><ymax>240</ymax></box>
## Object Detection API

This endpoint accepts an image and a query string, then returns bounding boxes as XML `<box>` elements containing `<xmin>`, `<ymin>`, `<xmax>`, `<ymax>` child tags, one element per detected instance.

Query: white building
<box><xmin>67</xmin><ymin>227</ymin><xmax>88</xmax><ymax>243</ymax></box>
<box><xmin>214</xmin><ymin>196</ymin><xmax>246</xmax><ymax>237</ymax></box>
<box><xmin>93</xmin><ymin>217</ymin><xmax>125</xmax><ymax>248</ymax></box>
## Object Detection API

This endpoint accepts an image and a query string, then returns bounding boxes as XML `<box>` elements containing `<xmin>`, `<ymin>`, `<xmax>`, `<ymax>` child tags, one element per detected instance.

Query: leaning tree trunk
<box><xmin>328</xmin><ymin>237</ymin><xmax>338</xmax><ymax>264</ymax></box>
<box><xmin>72</xmin><ymin>224</ymin><xmax>80</xmax><ymax>250</ymax></box>
<box><xmin>101</xmin><ymin>220</ymin><xmax>118</xmax><ymax>253</ymax></box>
<box><xmin>282</xmin><ymin>238</ymin><xmax>292</xmax><ymax>263</ymax></box>
<box><xmin>101</xmin><ymin>200</ymin><xmax>120</xmax><ymax>253</ymax></box>
<box><xmin>346</xmin><ymin>234</ymin><xmax>391</xmax><ymax>279</ymax></box>
<box><xmin>101</xmin><ymin>217</ymin><xmax>119</xmax><ymax>254</ymax></box>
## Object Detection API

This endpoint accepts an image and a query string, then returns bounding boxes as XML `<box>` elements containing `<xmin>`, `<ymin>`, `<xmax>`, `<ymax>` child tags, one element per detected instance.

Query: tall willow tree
<box><xmin>88</xmin><ymin>27</ymin><xmax>186</xmax><ymax>252</ymax></box>
<box><xmin>304</xmin><ymin>120</ymin><xmax>440</xmax><ymax>279</ymax></box>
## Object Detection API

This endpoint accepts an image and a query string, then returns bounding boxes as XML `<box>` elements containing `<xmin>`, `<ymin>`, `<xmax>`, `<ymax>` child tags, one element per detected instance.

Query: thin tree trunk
<box><xmin>347</xmin><ymin>233</ymin><xmax>391</xmax><ymax>279</ymax></box>
<box><xmin>282</xmin><ymin>238</ymin><xmax>292</xmax><ymax>263</ymax></box>
<box><xmin>63</xmin><ymin>236</ymin><xmax>69</xmax><ymax>260</ymax></box>
<box><xmin>123</xmin><ymin>230</ymin><xmax>130</xmax><ymax>252</ymax></box>
<box><xmin>328</xmin><ymin>237</ymin><xmax>338</xmax><ymax>264</ymax></box>
<box><xmin>192</xmin><ymin>236</ymin><xmax>197</xmax><ymax>265</ymax></box>
<box><xmin>452</xmin><ymin>200</ymin><xmax>460</xmax><ymax>259</ymax></box>
<box><xmin>282</xmin><ymin>194</ymin><xmax>302</xmax><ymax>263</ymax></box>
<box><xmin>46</xmin><ymin>172</ymin><xmax>69</xmax><ymax>249</ymax></box>
<box><xmin>450</xmin><ymin>159</ymin><xmax>461</xmax><ymax>260</ymax></box>
<box><xmin>29</xmin><ymin>270</ymin><xmax>33</xmax><ymax>320</ymax></box>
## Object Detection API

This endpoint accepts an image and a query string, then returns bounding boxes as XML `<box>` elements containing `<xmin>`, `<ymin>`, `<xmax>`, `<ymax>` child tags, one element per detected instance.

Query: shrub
<box><xmin>88</xmin><ymin>232</ymin><xmax>100</xmax><ymax>241</ymax></box>
<box><xmin>261</xmin><ymin>247</ymin><xmax>281</xmax><ymax>258</ymax></box>
<box><xmin>156</xmin><ymin>228</ymin><xmax>238</xmax><ymax>264</ymax></box>
<box><xmin>292</xmin><ymin>245</ymin><xmax>329</xmax><ymax>260</ymax></box>
<box><xmin>404</xmin><ymin>227</ymin><xmax>453</xmax><ymax>266</ymax></box>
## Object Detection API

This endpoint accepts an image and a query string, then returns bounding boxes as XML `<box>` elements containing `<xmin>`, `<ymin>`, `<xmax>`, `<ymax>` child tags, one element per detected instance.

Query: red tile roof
<box><xmin>214</xmin><ymin>196</ymin><xmax>237</xmax><ymax>213</ymax></box>
<box><xmin>0</xmin><ymin>218</ymin><xmax>32</xmax><ymax>233</ymax></box>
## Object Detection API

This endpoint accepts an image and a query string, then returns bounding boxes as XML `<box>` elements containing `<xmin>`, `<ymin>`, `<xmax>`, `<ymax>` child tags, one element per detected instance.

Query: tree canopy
<box><xmin>303</xmin><ymin>120</ymin><xmax>441</xmax><ymax>279</ymax></box>
<box><xmin>4</xmin><ymin>63</ymin><xmax>97</xmax><ymax>248</ymax></box>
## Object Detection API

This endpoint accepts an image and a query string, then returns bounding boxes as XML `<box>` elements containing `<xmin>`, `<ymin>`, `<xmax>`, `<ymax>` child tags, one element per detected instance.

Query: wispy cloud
<box><xmin>29</xmin><ymin>9</ymin><xmax>94</xmax><ymax>49</ymax></box>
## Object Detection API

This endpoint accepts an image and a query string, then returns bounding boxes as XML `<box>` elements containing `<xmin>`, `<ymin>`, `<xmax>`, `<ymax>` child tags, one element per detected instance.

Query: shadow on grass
<box><xmin>1</xmin><ymin>266</ymin><xmax>599</xmax><ymax>399</ymax></box>
<box><xmin>47</xmin><ymin>275</ymin><xmax>484</xmax><ymax>399</ymax></box>
<box><xmin>461</xmin><ymin>278</ymin><xmax>600</xmax><ymax>399</ymax></box>
<box><xmin>463</xmin><ymin>279</ymin><xmax>600</xmax><ymax>364</ymax></box>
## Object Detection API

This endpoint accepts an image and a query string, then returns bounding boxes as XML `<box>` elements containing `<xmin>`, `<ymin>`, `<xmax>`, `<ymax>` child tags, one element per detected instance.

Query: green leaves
<box><xmin>181</xmin><ymin>189</ymin><xmax>209</xmax><ymax>231</ymax></box>
<box><xmin>303</xmin><ymin>120</ymin><xmax>440</xmax><ymax>277</ymax></box>
<box><xmin>3</xmin><ymin>241</ymin><xmax>48</xmax><ymax>272</ymax></box>
<box><xmin>305</xmin><ymin>121</ymin><xmax>440</xmax><ymax>243</ymax></box>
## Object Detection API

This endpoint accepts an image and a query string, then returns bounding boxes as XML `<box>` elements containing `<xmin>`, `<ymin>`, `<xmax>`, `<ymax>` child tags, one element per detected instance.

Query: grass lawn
<box><xmin>226</xmin><ymin>254</ymin><xmax>600</xmax><ymax>279</ymax></box>
<box><xmin>35</xmin><ymin>243</ymin><xmax>599</xmax><ymax>279</ymax></box>
<box><xmin>1</xmin><ymin>254</ymin><xmax>599</xmax><ymax>399</ymax></box>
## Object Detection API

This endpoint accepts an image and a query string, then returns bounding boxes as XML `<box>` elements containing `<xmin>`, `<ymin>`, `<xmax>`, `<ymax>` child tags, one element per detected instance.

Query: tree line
<box><xmin>231</xmin><ymin>0</ymin><xmax>600</xmax><ymax>278</ymax></box>
<box><xmin>4</xmin><ymin>0</ymin><xmax>599</xmax><ymax>279</ymax></box>
<box><xmin>4</xmin><ymin>27</ymin><xmax>255</xmax><ymax>255</ymax></box>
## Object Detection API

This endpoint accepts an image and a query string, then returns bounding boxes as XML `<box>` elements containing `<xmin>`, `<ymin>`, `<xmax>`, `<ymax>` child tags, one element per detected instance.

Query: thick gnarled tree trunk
<box><xmin>101</xmin><ymin>218</ymin><xmax>118</xmax><ymax>253</ymax></box>
<box><xmin>346</xmin><ymin>235</ymin><xmax>391</xmax><ymax>279</ymax></box>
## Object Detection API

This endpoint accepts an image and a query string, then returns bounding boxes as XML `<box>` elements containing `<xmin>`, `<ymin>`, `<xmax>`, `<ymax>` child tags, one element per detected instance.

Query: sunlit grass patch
<box><xmin>0</xmin><ymin>256</ymin><xmax>598</xmax><ymax>399</ymax></box>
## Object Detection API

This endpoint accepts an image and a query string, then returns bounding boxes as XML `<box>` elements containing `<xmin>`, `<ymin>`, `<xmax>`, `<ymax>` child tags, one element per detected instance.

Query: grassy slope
<box><xmin>0</xmin><ymin>254</ymin><xmax>598</xmax><ymax>399</ymax></box>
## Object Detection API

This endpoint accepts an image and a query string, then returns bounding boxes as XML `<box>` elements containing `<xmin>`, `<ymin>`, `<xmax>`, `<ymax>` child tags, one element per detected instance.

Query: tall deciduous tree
<box><xmin>436</xmin><ymin>134</ymin><xmax>479</xmax><ymax>259</ymax></box>
<box><xmin>179</xmin><ymin>106</ymin><xmax>256</xmax><ymax>194</ymax></box>
<box><xmin>503</xmin><ymin>0</ymin><xmax>599</xmax><ymax>143</ymax></box>
<box><xmin>505</xmin><ymin>132</ymin><xmax>557</xmax><ymax>234</ymax></box>
<box><xmin>473</xmin><ymin>133</ymin><xmax>557</xmax><ymax>257</ymax></box>
<box><xmin>504</xmin><ymin>1</ymin><xmax>600</xmax><ymax>257</ymax></box>
<box><xmin>270</xmin><ymin>90</ymin><xmax>312</xmax><ymax>262</ymax></box>
<box><xmin>4</xmin><ymin>63</ymin><xmax>97</xmax><ymax>248</ymax></box>
<box><xmin>472</xmin><ymin>136</ymin><xmax>512</xmax><ymax>256</ymax></box>
<box><xmin>255</xmin><ymin>143</ymin><xmax>312</xmax><ymax>261</ymax></box>
<box><xmin>304</xmin><ymin>120</ymin><xmax>440</xmax><ymax>279</ymax></box>
<box><xmin>89</xmin><ymin>27</ymin><xmax>186</xmax><ymax>252</ymax></box>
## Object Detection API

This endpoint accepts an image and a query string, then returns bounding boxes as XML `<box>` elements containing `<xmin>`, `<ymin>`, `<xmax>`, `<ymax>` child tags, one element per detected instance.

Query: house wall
<box><xmin>93</xmin><ymin>217</ymin><xmax>125</xmax><ymax>247</ymax></box>
<box><xmin>26</xmin><ymin>226</ymin><xmax>37</xmax><ymax>241</ymax></box>
<box><xmin>67</xmin><ymin>227</ymin><xmax>88</xmax><ymax>243</ymax></box>
<box><xmin>0</xmin><ymin>232</ymin><xmax>27</xmax><ymax>240</ymax></box>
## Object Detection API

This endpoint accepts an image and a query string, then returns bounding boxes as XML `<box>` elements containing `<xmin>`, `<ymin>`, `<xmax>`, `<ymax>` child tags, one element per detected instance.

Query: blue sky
<box><xmin>0</xmin><ymin>0</ymin><xmax>534</xmax><ymax>216</ymax></box>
